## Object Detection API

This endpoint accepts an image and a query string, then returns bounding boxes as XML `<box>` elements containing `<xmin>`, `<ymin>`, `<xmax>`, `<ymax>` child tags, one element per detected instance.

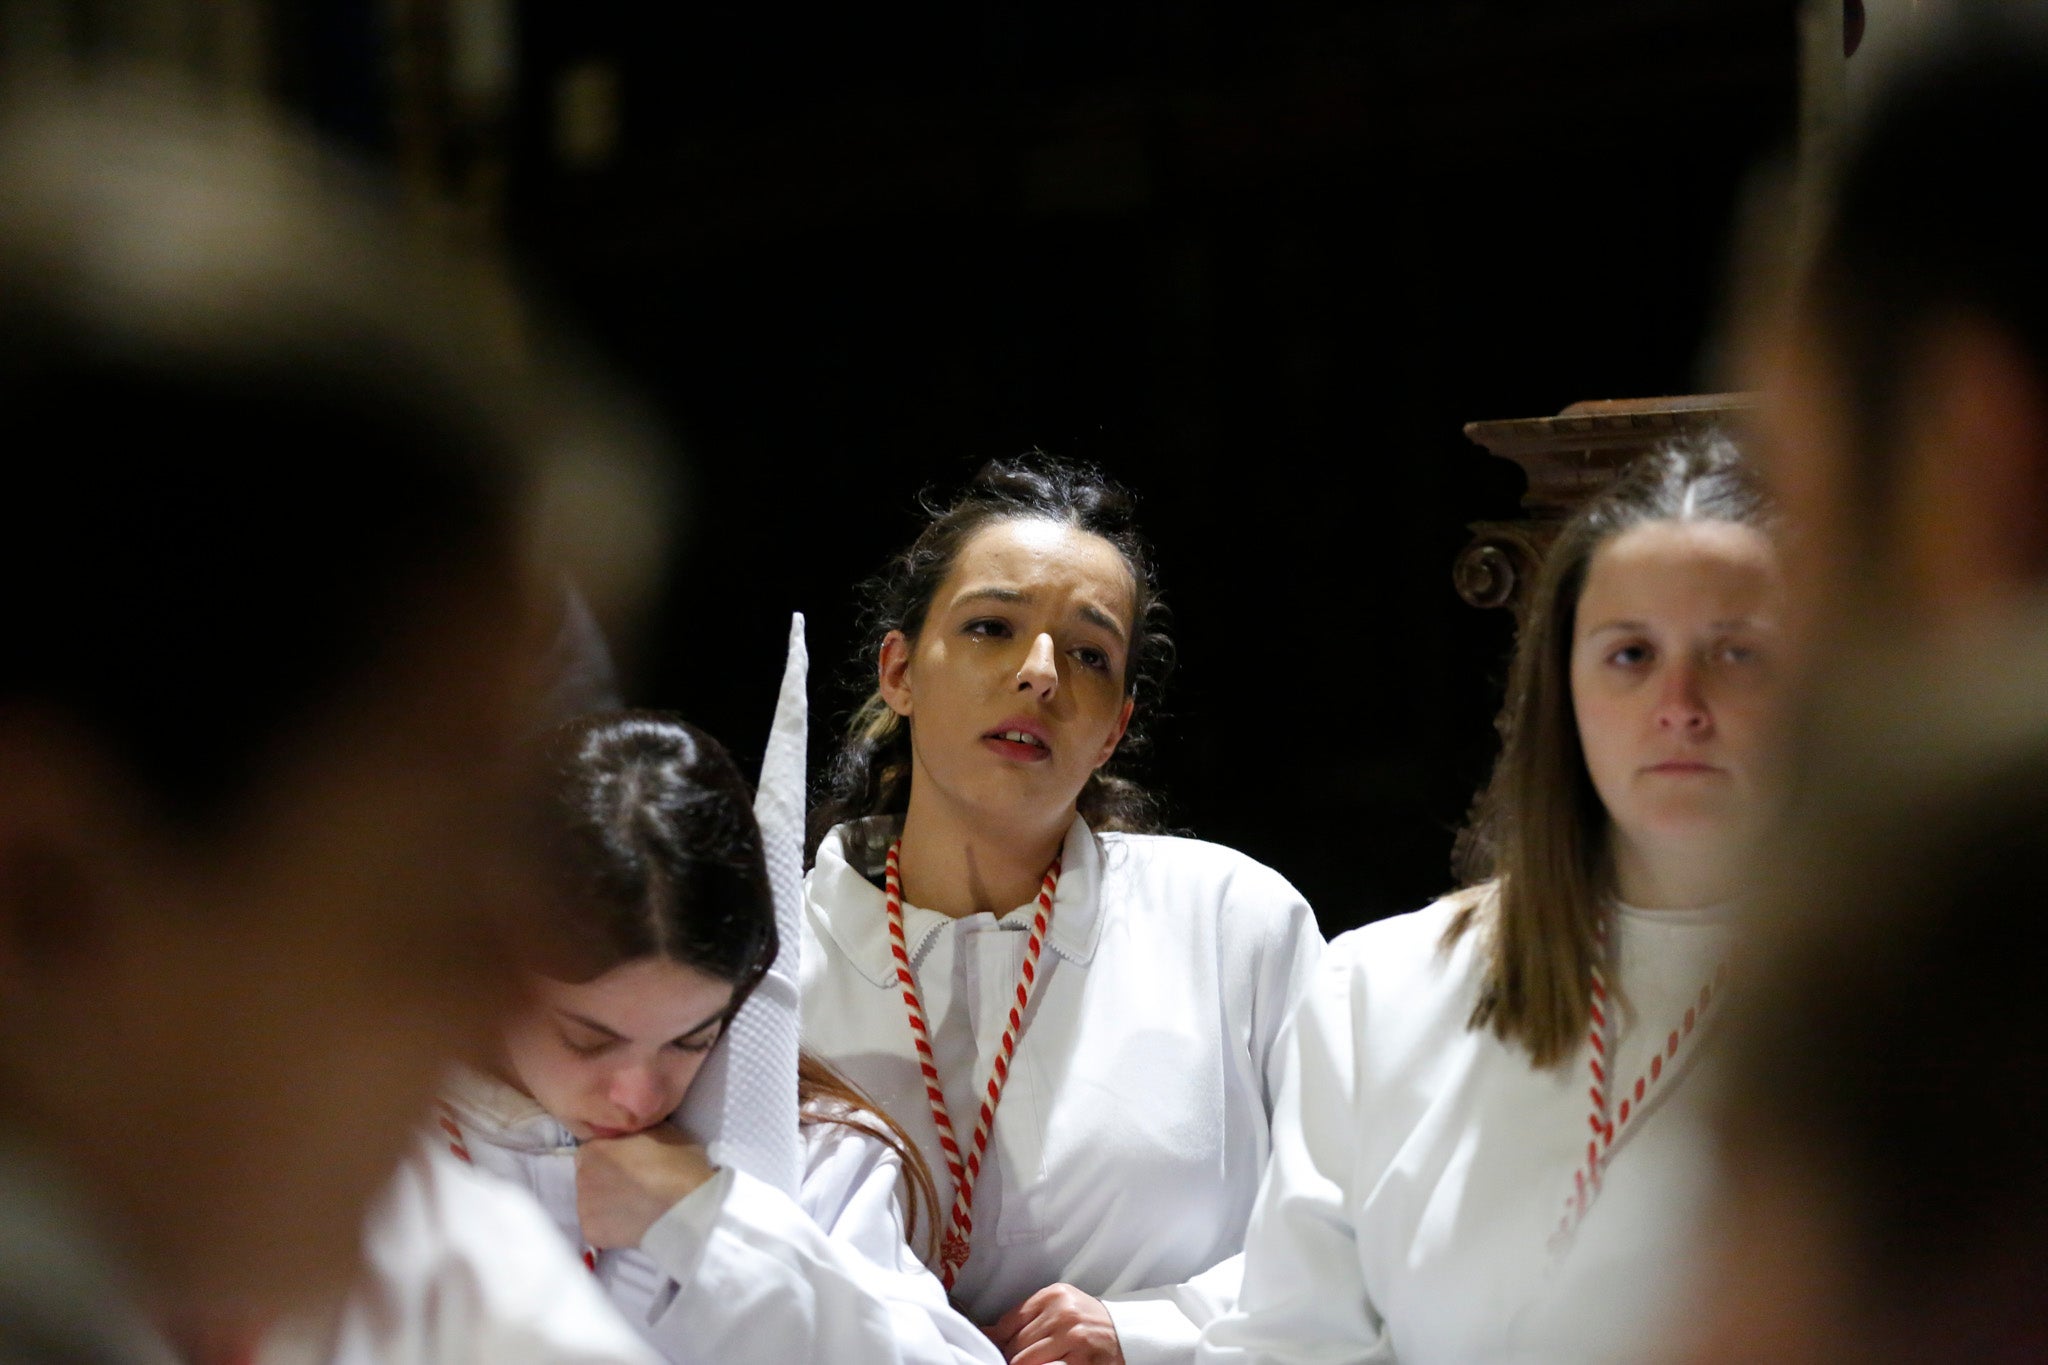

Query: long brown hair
<box><xmin>811</xmin><ymin>453</ymin><xmax>1176</xmax><ymax>865</ymax></box>
<box><xmin>798</xmin><ymin>1054</ymin><xmax>943</xmax><ymax>1267</ymax></box>
<box><xmin>1446</xmin><ymin>434</ymin><xmax>1772</xmax><ymax>1067</ymax></box>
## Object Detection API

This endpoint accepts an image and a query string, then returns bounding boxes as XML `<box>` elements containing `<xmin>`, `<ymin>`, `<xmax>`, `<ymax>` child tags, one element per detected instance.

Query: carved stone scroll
<box><xmin>1455</xmin><ymin>394</ymin><xmax>1753</xmax><ymax>615</ymax></box>
<box><xmin>1452</xmin><ymin>522</ymin><xmax>1544</xmax><ymax>613</ymax></box>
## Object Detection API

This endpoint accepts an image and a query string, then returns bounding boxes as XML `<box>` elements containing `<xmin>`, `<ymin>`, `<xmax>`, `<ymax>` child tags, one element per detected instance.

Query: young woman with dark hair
<box><xmin>1201</xmin><ymin>436</ymin><xmax>1788</xmax><ymax>1365</ymax></box>
<box><xmin>801</xmin><ymin>455</ymin><xmax>1326</xmax><ymax>1365</ymax></box>
<box><xmin>436</xmin><ymin>710</ymin><xmax>1002</xmax><ymax>1365</ymax></box>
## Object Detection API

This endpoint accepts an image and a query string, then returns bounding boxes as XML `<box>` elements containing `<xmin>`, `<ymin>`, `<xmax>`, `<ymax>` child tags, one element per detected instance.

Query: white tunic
<box><xmin>1197</xmin><ymin>894</ymin><xmax>1731</xmax><ymax>1365</ymax></box>
<box><xmin>440</xmin><ymin>1070</ymin><xmax>1001</xmax><ymax>1365</ymax></box>
<box><xmin>258</xmin><ymin>1146</ymin><xmax>660</xmax><ymax>1365</ymax></box>
<box><xmin>801</xmin><ymin>815</ymin><xmax>1327</xmax><ymax>1365</ymax></box>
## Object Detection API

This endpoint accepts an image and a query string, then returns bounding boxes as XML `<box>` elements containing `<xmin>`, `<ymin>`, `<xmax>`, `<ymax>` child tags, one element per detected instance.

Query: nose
<box><xmin>1654</xmin><ymin>660</ymin><xmax>1714</xmax><ymax>735</ymax></box>
<box><xmin>1015</xmin><ymin>631</ymin><xmax>1059</xmax><ymax>700</ymax></box>
<box><xmin>607</xmin><ymin>1063</ymin><xmax>668</xmax><ymax>1128</ymax></box>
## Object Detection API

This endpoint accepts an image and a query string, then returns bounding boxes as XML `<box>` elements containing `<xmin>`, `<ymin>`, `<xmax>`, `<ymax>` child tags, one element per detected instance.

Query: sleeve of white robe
<box><xmin>1194</xmin><ymin>955</ymin><xmax>1395</xmax><ymax>1365</ymax></box>
<box><xmin>800</xmin><ymin>1119</ymin><xmax>1006</xmax><ymax>1365</ymax></box>
<box><xmin>632</xmin><ymin>1152</ymin><xmax>1002</xmax><ymax>1365</ymax></box>
<box><xmin>1101</xmin><ymin>874</ymin><xmax>1329</xmax><ymax>1365</ymax></box>
<box><xmin>260</xmin><ymin>1148</ymin><xmax>661</xmax><ymax>1365</ymax></box>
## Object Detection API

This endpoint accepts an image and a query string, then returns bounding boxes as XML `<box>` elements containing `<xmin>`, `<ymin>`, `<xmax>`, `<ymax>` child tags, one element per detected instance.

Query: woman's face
<box><xmin>1570</xmin><ymin>518</ymin><xmax>1786</xmax><ymax>863</ymax></box>
<box><xmin>880</xmin><ymin>517</ymin><xmax>1137</xmax><ymax>840</ymax></box>
<box><xmin>503</xmin><ymin>956</ymin><xmax>735</xmax><ymax>1140</ymax></box>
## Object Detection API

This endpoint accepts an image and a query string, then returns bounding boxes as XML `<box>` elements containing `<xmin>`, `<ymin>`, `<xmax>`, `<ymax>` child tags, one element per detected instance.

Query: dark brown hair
<box><xmin>0</xmin><ymin>90</ymin><xmax>538</xmax><ymax>829</ymax></box>
<box><xmin>536</xmin><ymin>711</ymin><xmax>778</xmax><ymax>993</ymax></box>
<box><xmin>811</xmin><ymin>452</ymin><xmax>1175</xmax><ymax>860</ymax></box>
<box><xmin>1447</xmin><ymin>434</ymin><xmax>1773</xmax><ymax>1067</ymax></box>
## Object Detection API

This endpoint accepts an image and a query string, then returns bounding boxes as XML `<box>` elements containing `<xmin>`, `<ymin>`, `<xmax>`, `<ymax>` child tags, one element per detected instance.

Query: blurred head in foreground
<box><xmin>0</xmin><ymin>86</ymin><xmax>662</xmax><ymax>1321</ymax></box>
<box><xmin>1690</xmin><ymin>654</ymin><xmax>2048</xmax><ymax>1365</ymax></box>
<box><xmin>1748</xmin><ymin>5</ymin><xmax>2048</xmax><ymax>643</ymax></box>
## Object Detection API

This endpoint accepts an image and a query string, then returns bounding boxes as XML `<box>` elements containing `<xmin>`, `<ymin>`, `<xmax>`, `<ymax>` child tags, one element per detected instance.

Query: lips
<box><xmin>1644</xmin><ymin>761</ymin><xmax>1723</xmax><ymax>775</ymax></box>
<box><xmin>983</xmin><ymin>716</ymin><xmax>1053</xmax><ymax>762</ymax></box>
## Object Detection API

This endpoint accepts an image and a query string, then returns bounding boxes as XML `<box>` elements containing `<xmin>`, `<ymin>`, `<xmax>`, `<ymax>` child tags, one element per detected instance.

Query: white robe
<box><xmin>439</xmin><ymin>1070</ymin><xmax>1002</xmax><ymax>1365</ymax></box>
<box><xmin>1197</xmin><ymin>894</ymin><xmax>1731</xmax><ymax>1365</ymax></box>
<box><xmin>258</xmin><ymin>1146</ymin><xmax>660</xmax><ymax>1365</ymax></box>
<box><xmin>801</xmin><ymin>815</ymin><xmax>1327</xmax><ymax>1365</ymax></box>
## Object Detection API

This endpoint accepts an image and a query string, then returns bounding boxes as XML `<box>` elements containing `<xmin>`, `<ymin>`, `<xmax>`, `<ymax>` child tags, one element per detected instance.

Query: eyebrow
<box><xmin>1585</xmin><ymin>618</ymin><xmax>1772</xmax><ymax>635</ymax></box>
<box><xmin>954</xmin><ymin>586</ymin><xmax>1130</xmax><ymax>644</ymax></box>
<box><xmin>555</xmin><ymin>1005</ymin><xmax>730</xmax><ymax>1048</ymax></box>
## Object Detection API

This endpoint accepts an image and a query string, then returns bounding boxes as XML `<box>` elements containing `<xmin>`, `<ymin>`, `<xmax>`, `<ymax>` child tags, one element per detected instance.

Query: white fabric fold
<box><xmin>676</xmin><ymin>612</ymin><xmax>807</xmax><ymax>1197</ymax></box>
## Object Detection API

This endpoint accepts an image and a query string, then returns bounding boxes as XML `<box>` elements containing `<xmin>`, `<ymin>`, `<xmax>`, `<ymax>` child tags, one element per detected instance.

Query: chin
<box><xmin>952</xmin><ymin>783</ymin><xmax>1065</xmax><ymax>832</ymax></box>
<box><xmin>1638</xmin><ymin>804</ymin><xmax>1746</xmax><ymax>844</ymax></box>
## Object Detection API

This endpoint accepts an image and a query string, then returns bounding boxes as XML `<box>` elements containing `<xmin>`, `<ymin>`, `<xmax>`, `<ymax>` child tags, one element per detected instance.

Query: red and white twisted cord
<box><xmin>1553</xmin><ymin>919</ymin><xmax>1727</xmax><ymax>1249</ymax></box>
<box><xmin>884</xmin><ymin>838</ymin><xmax>1057</xmax><ymax>1289</ymax></box>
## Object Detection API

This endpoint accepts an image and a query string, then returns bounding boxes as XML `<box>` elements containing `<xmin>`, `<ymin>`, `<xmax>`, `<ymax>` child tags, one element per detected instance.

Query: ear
<box><xmin>877</xmin><ymin>630</ymin><xmax>915</xmax><ymax>719</ymax></box>
<box><xmin>1093</xmin><ymin>696</ymin><xmax>1137</xmax><ymax>770</ymax></box>
<box><xmin>1902</xmin><ymin>318</ymin><xmax>2048</xmax><ymax>616</ymax></box>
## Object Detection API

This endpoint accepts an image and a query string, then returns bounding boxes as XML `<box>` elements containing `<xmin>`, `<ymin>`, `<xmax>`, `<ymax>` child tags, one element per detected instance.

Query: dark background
<box><xmin>310</xmin><ymin>1</ymin><xmax>1800</xmax><ymax>936</ymax></box>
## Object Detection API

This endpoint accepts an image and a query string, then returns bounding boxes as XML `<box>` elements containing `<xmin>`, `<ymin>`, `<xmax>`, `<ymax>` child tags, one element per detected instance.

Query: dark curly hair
<box><xmin>811</xmin><ymin>453</ymin><xmax>1175</xmax><ymax>860</ymax></box>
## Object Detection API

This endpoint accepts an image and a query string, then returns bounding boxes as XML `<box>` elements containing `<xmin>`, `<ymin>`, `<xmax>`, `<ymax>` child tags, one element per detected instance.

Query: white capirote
<box><xmin>1197</xmin><ymin>893</ymin><xmax>1732</xmax><ymax>1365</ymax></box>
<box><xmin>440</xmin><ymin>1069</ymin><xmax>1002</xmax><ymax>1365</ymax></box>
<box><xmin>801</xmin><ymin>815</ymin><xmax>1326</xmax><ymax>1365</ymax></box>
<box><xmin>677</xmin><ymin>612</ymin><xmax>808</xmax><ymax>1197</ymax></box>
<box><xmin>257</xmin><ymin>1145</ymin><xmax>660</xmax><ymax>1365</ymax></box>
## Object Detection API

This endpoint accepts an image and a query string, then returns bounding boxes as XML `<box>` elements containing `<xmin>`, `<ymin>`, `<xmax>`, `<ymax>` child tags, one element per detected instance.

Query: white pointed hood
<box><xmin>674</xmin><ymin>613</ymin><xmax>807</xmax><ymax>1196</ymax></box>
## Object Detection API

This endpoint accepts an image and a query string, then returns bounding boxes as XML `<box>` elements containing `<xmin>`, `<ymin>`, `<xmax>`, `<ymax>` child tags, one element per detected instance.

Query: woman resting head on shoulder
<box><xmin>446</xmin><ymin>710</ymin><xmax>993</xmax><ymax>1365</ymax></box>
<box><xmin>500</xmin><ymin>713</ymin><xmax>777</xmax><ymax>1229</ymax></box>
<box><xmin>806</xmin><ymin>455</ymin><xmax>1325</xmax><ymax>1365</ymax></box>
<box><xmin>1201</xmin><ymin>434</ymin><xmax>1788</xmax><ymax>1365</ymax></box>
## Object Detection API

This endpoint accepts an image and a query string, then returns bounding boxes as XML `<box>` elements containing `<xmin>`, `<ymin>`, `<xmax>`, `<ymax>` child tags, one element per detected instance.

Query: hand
<box><xmin>575</xmin><ymin>1126</ymin><xmax>717</xmax><ymax>1249</ymax></box>
<box><xmin>987</xmin><ymin>1283</ymin><xmax>1125</xmax><ymax>1365</ymax></box>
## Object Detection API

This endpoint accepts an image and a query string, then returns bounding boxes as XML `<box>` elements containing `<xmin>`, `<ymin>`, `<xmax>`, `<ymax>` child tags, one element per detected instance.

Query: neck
<box><xmin>1609</xmin><ymin>828</ymin><xmax>1746</xmax><ymax>911</ymax></box>
<box><xmin>895</xmin><ymin>785</ymin><xmax>1069</xmax><ymax>920</ymax></box>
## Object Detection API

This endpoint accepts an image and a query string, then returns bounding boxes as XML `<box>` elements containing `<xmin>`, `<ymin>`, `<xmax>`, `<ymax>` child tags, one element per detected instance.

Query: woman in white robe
<box><xmin>1199</xmin><ymin>436</ymin><xmax>1787</xmax><ymax>1365</ymax></box>
<box><xmin>800</xmin><ymin>456</ymin><xmax>1326</xmax><ymax>1365</ymax></box>
<box><xmin>439</xmin><ymin>711</ymin><xmax>1000</xmax><ymax>1365</ymax></box>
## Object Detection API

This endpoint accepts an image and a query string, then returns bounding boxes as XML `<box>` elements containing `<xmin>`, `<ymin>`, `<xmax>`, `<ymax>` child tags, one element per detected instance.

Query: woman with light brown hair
<box><xmin>1201</xmin><ymin>434</ymin><xmax>1788</xmax><ymax>1365</ymax></box>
